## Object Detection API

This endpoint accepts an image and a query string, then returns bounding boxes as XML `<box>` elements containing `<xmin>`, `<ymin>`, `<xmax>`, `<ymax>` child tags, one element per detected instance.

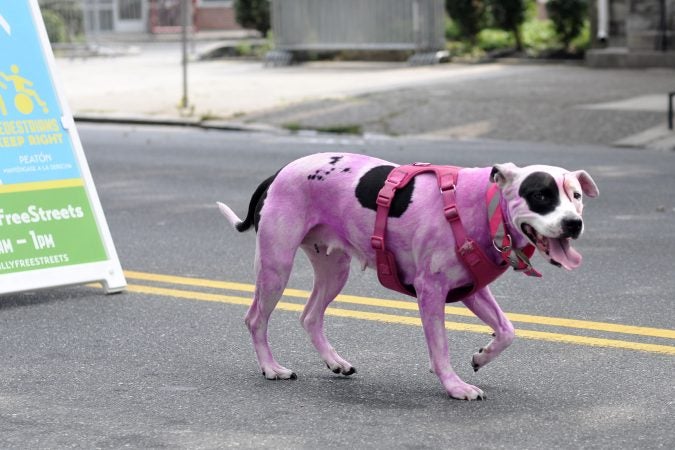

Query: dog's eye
<box><xmin>573</xmin><ymin>192</ymin><xmax>582</xmax><ymax>200</ymax></box>
<box><xmin>532</xmin><ymin>192</ymin><xmax>547</xmax><ymax>202</ymax></box>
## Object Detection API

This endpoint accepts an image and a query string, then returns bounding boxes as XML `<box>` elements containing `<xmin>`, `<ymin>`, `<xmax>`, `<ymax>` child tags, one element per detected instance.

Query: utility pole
<box><xmin>180</xmin><ymin>0</ymin><xmax>190</xmax><ymax>110</ymax></box>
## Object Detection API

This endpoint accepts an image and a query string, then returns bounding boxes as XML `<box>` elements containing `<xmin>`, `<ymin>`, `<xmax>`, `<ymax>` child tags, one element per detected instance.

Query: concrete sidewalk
<box><xmin>54</xmin><ymin>43</ymin><xmax>675</xmax><ymax>150</ymax></box>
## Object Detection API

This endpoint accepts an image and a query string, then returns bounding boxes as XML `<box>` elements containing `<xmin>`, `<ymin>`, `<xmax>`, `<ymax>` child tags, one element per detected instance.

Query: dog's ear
<box><xmin>490</xmin><ymin>163</ymin><xmax>519</xmax><ymax>188</ymax></box>
<box><xmin>571</xmin><ymin>170</ymin><xmax>599</xmax><ymax>198</ymax></box>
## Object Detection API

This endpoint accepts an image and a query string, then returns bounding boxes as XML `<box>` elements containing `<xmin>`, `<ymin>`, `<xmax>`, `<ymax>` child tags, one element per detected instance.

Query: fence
<box><xmin>269</xmin><ymin>0</ymin><xmax>446</xmax><ymax>63</ymax></box>
<box><xmin>38</xmin><ymin>0</ymin><xmax>86</xmax><ymax>43</ymax></box>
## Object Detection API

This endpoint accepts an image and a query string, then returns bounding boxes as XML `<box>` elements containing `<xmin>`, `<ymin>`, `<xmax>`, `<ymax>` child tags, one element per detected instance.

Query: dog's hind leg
<box><xmin>246</xmin><ymin>232</ymin><xmax>302</xmax><ymax>380</ymax></box>
<box><xmin>300</xmin><ymin>244</ymin><xmax>356</xmax><ymax>376</ymax></box>
<box><xmin>462</xmin><ymin>287</ymin><xmax>516</xmax><ymax>372</ymax></box>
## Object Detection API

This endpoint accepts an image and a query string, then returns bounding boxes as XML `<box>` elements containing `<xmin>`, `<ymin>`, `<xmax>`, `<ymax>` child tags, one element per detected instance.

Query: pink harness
<box><xmin>371</xmin><ymin>163</ymin><xmax>541</xmax><ymax>302</ymax></box>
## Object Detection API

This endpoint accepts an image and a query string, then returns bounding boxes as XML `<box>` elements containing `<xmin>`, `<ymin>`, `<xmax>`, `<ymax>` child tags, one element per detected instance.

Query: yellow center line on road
<box><xmin>126</xmin><ymin>282</ymin><xmax>675</xmax><ymax>356</ymax></box>
<box><xmin>124</xmin><ymin>270</ymin><xmax>675</xmax><ymax>340</ymax></box>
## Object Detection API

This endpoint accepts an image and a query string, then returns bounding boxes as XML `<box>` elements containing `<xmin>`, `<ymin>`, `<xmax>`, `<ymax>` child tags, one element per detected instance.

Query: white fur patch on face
<box><xmin>564</xmin><ymin>174</ymin><xmax>584</xmax><ymax>214</ymax></box>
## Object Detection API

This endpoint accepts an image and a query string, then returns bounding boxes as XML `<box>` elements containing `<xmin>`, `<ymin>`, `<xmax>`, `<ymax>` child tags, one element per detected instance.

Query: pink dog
<box><xmin>218</xmin><ymin>153</ymin><xmax>598</xmax><ymax>400</ymax></box>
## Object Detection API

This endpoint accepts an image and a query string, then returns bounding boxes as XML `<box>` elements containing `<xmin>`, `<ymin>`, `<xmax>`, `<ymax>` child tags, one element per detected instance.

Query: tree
<box><xmin>488</xmin><ymin>0</ymin><xmax>526</xmax><ymax>51</ymax></box>
<box><xmin>234</xmin><ymin>0</ymin><xmax>270</xmax><ymax>36</ymax></box>
<box><xmin>547</xmin><ymin>0</ymin><xmax>588</xmax><ymax>51</ymax></box>
<box><xmin>445</xmin><ymin>0</ymin><xmax>486</xmax><ymax>44</ymax></box>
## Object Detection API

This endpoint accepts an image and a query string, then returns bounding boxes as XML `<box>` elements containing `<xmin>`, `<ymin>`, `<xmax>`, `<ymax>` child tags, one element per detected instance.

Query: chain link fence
<box><xmin>37</xmin><ymin>0</ymin><xmax>143</xmax><ymax>56</ymax></box>
<box><xmin>38</xmin><ymin>0</ymin><xmax>85</xmax><ymax>44</ymax></box>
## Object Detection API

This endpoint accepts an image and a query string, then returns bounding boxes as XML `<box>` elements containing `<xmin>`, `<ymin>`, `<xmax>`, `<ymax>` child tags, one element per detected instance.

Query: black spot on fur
<box><xmin>308</xmin><ymin>169</ymin><xmax>328</xmax><ymax>182</ymax></box>
<box><xmin>253</xmin><ymin>189</ymin><xmax>268</xmax><ymax>232</ymax></box>
<box><xmin>518</xmin><ymin>172</ymin><xmax>560</xmax><ymax>216</ymax></box>
<box><xmin>329</xmin><ymin>156</ymin><xmax>343</xmax><ymax>165</ymax></box>
<box><xmin>355</xmin><ymin>165</ymin><xmax>414</xmax><ymax>218</ymax></box>
<box><xmin>236</xmin><ymin>172</ymin><xmax>278</xmax><ymax>232</ymax></box>
<box><xmin>342</xmin><ymin>168</ymin><xmax>351</xmax><ymax>173</ymax></box>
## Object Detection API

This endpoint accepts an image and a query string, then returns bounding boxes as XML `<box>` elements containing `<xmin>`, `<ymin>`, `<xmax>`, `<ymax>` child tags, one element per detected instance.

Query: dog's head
<box><xmin>490</xmin><ymin>163</ymin><xmax>599</xmax><ymax>270</ymax></box>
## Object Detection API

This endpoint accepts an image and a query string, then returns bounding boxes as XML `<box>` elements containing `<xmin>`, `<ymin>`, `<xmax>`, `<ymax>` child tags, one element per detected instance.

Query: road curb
<box><xmin>613</xmin><ymin>124</ymin><xmax>675</xmax><ymax>151</ymax></box>
<box><xmin>74</xmin><ymin>113</ymin><xmax>675</xmax><ymax>151</ymax></box>
<box><xmin>74</xmin><ymin>113</ymin><xmax>289</xmax><ymax>135</ymax></box>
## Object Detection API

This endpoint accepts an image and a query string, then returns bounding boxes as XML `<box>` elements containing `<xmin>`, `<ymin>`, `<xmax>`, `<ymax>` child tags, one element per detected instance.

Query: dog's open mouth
<box><xmin>521</xmin><ymin>224</ymin><xmax>582</xmax><ymax>270</ymax></box>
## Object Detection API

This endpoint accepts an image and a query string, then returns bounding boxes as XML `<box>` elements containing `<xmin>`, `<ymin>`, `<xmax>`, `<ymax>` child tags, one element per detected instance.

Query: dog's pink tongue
<box><xmin>549</xmin><ymin>238</ymin><xmax>582</xmax><ymax>270</ymax></box>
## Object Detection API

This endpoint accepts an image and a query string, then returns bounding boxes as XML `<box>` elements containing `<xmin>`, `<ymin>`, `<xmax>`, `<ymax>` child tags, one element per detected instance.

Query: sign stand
<box><xmin>0</xmin><ymin>1</ymin><xmax>126</xmax><ymax>295</ymax></box>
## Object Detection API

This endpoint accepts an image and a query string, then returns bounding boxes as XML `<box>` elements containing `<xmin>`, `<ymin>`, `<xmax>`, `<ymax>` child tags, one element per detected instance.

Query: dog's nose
<box><xmin>561</xmin><ymin>218</ymin><xmax>583</xmax><ymax>239</ymax></box>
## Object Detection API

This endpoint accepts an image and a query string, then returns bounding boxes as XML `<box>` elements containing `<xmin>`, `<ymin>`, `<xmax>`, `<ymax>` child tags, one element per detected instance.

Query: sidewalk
<box><xmin>54</xmin><ymin>43</ymin><xmax>675</xmax><ymax>150</ymax></box>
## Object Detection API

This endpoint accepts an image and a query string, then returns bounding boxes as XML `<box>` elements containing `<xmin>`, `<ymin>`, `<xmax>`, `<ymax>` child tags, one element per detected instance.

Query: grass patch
<box><xmin>282</xmin><ymin>123</ymin><xmax>363</xmax><ymax>135</ymax></box>
<box><xmin>199</xmin><ymin>111</ymin><xmax>224</xmax><ymax>121</ymax></box>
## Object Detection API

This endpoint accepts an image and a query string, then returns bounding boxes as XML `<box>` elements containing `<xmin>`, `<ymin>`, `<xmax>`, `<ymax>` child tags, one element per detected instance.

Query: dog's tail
<box><xmin>217</xmin><ymin>173</ymin><xmax>277</xmax><ymax>233</ymax></box>
<box><xmin>217</xmin><ymin>202</ymin><xmax>246</xmax><ymax>231</ymax></box>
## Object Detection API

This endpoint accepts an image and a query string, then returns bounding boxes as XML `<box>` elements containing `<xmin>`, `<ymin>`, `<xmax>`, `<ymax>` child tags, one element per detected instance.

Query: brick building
<box><xmin>82</xmin><ymin>0</ymin><xmax>241</xmax><ymax>34</ymax></box>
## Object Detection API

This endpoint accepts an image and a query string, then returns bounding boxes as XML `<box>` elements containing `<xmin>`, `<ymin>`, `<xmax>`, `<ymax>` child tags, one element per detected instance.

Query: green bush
<box><xmin>41</xmin><ymin>10</ymin><xmax>67</xmax><ymax>43</ymax></box>
<box><xmin>445</xmin><ymin>16</ymin><xmax>463</xmax><ymax>41</ymax></box>
<box><xmin>40</xmin><ymin>1</ymin><xmax>83</xmax><ymax>40</ymax></box>
<box><xmin>235</xmin><ymin>0</ymin><xmax>271</xmax><ymax>36</ymax></box>
<box><xmin>477</xmin><ymin>28</ymin><xmax>514</xmax><ymax>51</ymax></box>
<box><xmin>570</xmin><ymin>19</ymin><xmax>591</xmax><ymax>52</ymax></box>
<box><xmin>547</xmin><ymin>0</ymin><xmax>587</xmax><ymax>51</ymax></box>
<box><xmin>445</xmin><ymin>0</ymin><xmax>486</xmax><ymax>44</ymax></box>
<box><xmin>521</xmin><ymin>18</ymin><xmax>558</xmax><ymax>54</ymax></box>
<box><xmin>487</xmin><ymin>0</ymin><xmax>526</xmax><ymax>50</ymax></box>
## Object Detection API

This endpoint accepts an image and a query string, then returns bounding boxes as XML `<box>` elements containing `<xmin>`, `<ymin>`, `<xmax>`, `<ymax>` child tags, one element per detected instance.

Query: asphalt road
<box><xmin>1</xmin><ymin>124</ymin><xmax>674</xmax><ymax>448</ymax></box>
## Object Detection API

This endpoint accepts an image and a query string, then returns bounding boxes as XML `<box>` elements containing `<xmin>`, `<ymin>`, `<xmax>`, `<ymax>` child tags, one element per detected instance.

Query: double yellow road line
<box><xmin>123</xmin><ymin>270</ymin><xmax>675</xmax><ymax>356</ymax></box>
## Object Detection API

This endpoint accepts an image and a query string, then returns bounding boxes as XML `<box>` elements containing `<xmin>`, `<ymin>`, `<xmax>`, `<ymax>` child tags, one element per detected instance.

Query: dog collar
<box><xmin>486</xmin><ymin>183</ymin><xmax>542</xmax><ymax>277</ymax></box>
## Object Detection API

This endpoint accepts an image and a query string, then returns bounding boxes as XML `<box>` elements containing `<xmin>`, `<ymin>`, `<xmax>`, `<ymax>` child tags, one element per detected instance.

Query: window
<box><xmin>118</xmin><ymin>0</ymin><xmax>142</xmax><ymax>20</ymax></box>
<box><xmin>198</xmin><ymin>0</ymin><xmax>234</xmax><ymax>8</ymax></box>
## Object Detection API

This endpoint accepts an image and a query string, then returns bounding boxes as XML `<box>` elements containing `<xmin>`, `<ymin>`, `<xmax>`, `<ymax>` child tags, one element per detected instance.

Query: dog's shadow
<box><xmin>265</xmin><ymin>367</ymin><xmax>531</xmax><ymax>410</ymax></box>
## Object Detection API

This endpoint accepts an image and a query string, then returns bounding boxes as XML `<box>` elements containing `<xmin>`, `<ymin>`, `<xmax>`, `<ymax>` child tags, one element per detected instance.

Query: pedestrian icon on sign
<box><xmin>0</xmin><ymin>64</ymin><xmax>49</xmax><ymax>114</ymax></box>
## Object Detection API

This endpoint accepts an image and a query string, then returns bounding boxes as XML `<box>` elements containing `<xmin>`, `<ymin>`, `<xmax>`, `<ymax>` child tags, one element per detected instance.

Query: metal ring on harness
<box><xmin>493</xmin><ymin>234</ymin><xmax>512</xmax><ymax>253</ymax></box>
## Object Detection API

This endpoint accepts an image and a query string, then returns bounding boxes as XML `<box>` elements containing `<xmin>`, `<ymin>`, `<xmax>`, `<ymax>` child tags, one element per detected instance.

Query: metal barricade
<box><xmin>268</xmin><ymin>0</ymin><xmax>446</xmax><ymax>64</ymax></box>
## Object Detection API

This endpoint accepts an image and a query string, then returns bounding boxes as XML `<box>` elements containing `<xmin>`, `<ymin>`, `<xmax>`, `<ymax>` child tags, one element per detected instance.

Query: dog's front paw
<box><xmin>444</xmin><ymin>379</ymin><xmax>486</xmax><ymax>401</ymax></box>
<box><xmin>261</xmin><ymin>363</ymin><xmax>297</xmax><ymax>380</ymax></box>
<box><xmin>471</xmin><ymin>348</ymin><xmax>488</xmax><ymax>372</ymax></box>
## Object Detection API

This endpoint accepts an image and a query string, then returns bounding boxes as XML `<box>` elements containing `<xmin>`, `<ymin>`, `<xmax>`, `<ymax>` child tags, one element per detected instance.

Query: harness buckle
<box><xmin>444</xmin><ymin>205</ymin><xmax>460</xmax><ymax>222</ymax></box>
<box><xmin>376</xmin><ymin>192</ymin><xmax>392</xmax><ymax>207</ymax></box>
<box><xmin>370</xmin><ymin>236</ymin><xmax>384</xmax><ymax>250</ymax></box>
<box><xmin>439</xmin><ymin>173</ymin><xmax>455</xmax><ymax>192</ymax></box>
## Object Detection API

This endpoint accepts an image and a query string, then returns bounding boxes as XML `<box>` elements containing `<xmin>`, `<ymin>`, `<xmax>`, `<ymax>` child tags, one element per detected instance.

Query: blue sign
<box><xmin>0</xmin><ymin>1</ymin><xmax>81</xmax><ymax>185</ymax></box>
<box><xmin>0</xmin><ymin>1</ymin><xmax>126</xmax><ymax>294</ymax></box>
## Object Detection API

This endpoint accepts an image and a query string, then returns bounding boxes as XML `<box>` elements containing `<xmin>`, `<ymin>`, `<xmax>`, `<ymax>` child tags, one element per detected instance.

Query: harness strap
<box><xmin>371</xmin><ymin>163</ymin><xmax>437</xmax><ymax>298</ymax></box>
<box><xmin>371</xmin><ymin>163</ymin><xmax>540</xmax><ymax>302</ymax></box>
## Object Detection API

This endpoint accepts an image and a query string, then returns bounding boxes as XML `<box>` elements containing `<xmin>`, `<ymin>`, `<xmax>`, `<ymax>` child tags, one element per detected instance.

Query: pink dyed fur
<box><xmin>218</xmin><ymin>152</ymin><xmax>597</xmax><ymax>401</ymax></box>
